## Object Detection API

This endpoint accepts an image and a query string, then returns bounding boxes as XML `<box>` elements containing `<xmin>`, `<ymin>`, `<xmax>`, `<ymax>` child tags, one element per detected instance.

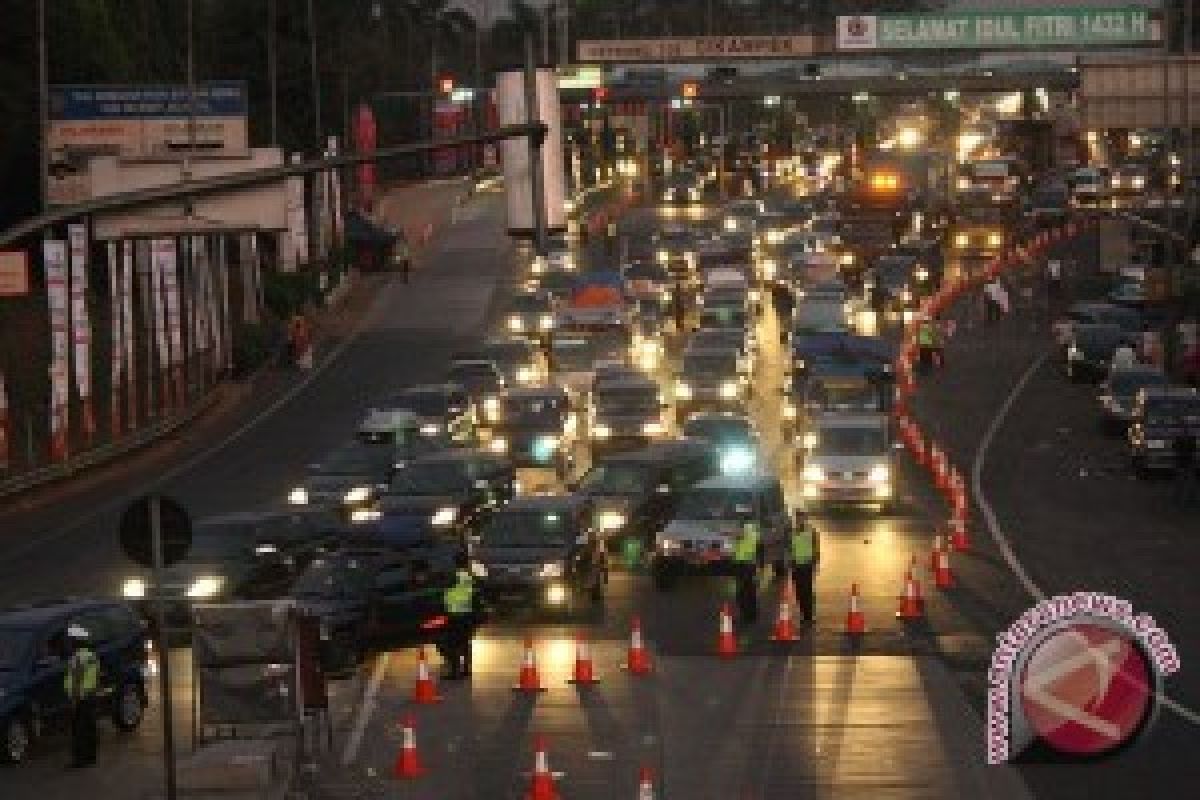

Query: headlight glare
<box><xmin>287</xmin><ymin>487</ymin><xmax>309</xmax><ymax>505</ymax></box>
<box><xmin>802</xmin><ymin>464</ymin><xmax>825</xmax><ymax>483</ymax></box>
<box><xmin>431</xmin><ymin>506</ymin><xmax>458</xmax><ymax>527</ymax></box>
<box><xmin>187</xmin><ymin>576</ymin><xmax>224</xmax><ymax>599</ymax></box>
<box><xmin>122</xmin><ymin>578</ymin><xmax>147</xmax><ymax>599</ymax></box>
<box><xmin>538</xmin><ymin>561</ymin><xmax>565</xmax><ymax>579</ymax></box>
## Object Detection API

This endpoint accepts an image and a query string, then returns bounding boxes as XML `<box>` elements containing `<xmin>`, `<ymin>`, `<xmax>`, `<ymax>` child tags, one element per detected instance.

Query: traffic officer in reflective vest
<box><xmin>732</xmin><ymin>521</ymin><xmax>760</xmax><ymax>623</ymax></box>
<box><xmin>789</xmin><ymin>513</ymin><xmax>821</xmax><ymax>624</ymax></box>
<box><xmin>64</xmin><ymin>626</ymin><xmax>100</xmax><ymax>768</ymax></box>
<box><xmin>439</xmin><ymin>561</ymin><xmax>477</xmax><ymax>680</ymax></box>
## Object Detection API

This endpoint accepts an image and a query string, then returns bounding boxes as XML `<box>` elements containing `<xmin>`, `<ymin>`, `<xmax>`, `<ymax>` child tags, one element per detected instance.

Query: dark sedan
<box><xmin>1064</xmin><ymin>323</ymin><xmax>1129</xmax><ymax>381</ymax></box>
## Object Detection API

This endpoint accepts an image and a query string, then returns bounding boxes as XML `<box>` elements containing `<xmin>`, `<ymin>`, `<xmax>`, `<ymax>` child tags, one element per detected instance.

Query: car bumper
<box><xmin>802</xmin><ymin>481</ymin><xmax>892</xmax><ymax>507</ymax></box>
<box><xmin>479</xmin><ymin>577</ymin><xmax>579</xmax><ymax>608</ymax></box>
<box><xmin>653</xmin><ymin>550</ymin><xmax>739</xmax><ymax>576</ymax></box>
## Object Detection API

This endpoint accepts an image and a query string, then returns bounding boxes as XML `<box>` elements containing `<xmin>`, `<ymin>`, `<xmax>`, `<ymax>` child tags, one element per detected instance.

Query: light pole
<box><xmin>268</xmin><ymin>0</ymin><xmax>278</xmax><ymax>146</ymax></box>
<box><xmin>37</xmin><ymin>0</ymin><xmax>48</xmax><ymax>211</ymax></box>
<box><xmin>307</xmin><ymin>0</ymin><xmax>322</xmax><ymax>149</ymax></box>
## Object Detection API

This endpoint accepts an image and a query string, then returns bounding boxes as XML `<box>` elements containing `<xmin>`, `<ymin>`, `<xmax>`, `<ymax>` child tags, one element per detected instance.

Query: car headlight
<box><xmin>801</xmin><ymin>431</ymin><xmax>818</xmax><ymax>449</ymax></box>
<box><xmin>675</xmin><ymin>381</ymin><xmax>692</xmax><ymax>400</ymax></box>
<box><xmin>868</xmin><ymin>464</ymin><xmax>890</xmax><ymax>484</ymax></box>
<box><xmin>724</xmin><ymin>218</ymin><xmax>737</xmax><ymax>231</ymax></box>
<box><xmin>287</xmin><ymin>487</ymin><xmax>309</xmax><ymax>505</ymax></box>
<box><xmin>901</xmin><ymin>289</ymin><xmax>913</xmax><ymax>303</ymax></box>
<box><xmin>957</xmin><ymin>177</ymin><xmax>971</xmax><ymax>190</ymax></box>
<box><xmin>643</xmin><ymin>420</ymin><xmax>666</xmax><ymax>436</ymax></box>
<box><xmin>351</xmin><ymin>509</ymin><xmax>382</xmax><ymax>523</ymax></box>
<box><xmin>592</xmin><ymin>424</ymin><xmax>611</xmax><ymax>439</ymax></box>
<box><xmin>545</xmin><ymin>584</ymin><xmax>568</xmax><ymax>605</ymax></box>
<box><xmin>955</xmin><ymin>233</ymin><xmax>969</xmax><ymax>248</ymax></box>
<box><xmin>761</xmin><ymin>259</ymin><xmax>777</xmax><ymax>279</ymax></box>
<box><xmin>689</xmin><ymin>188</ymin><xmax>700</xmax><ymax>201</ymax></box>
<box><xmin>431</xmin><ymin>506</ymin><xmax>458</xmax><ymax>527</ymax></box>
<box><xmin>420</xmin><ymin>423</ymin><xmax>443</xmax><ymax>436</ymax></box>
<box><xmin>531</xmin><ymin>258</ymin><xmax>546</xmax><ymax>275</ymax></box>
<box><xmin>508</xmin><ymin>316</ymin><xmax>523</xmax><ymax>332</ymax></box>
<box><xmin>599</xmin><ymin>511</ymin><xmax>626</xmax><ymax>531</ymax></box>
<box><xmin>122</xmin><ymin>578</ymin><xmax>147</xmax><ymax>599</ymax></box>
<box><xmin>470</xmin><ymin>560</ymin><xmax>489</xmax><ymax>578</ymax></box>
<box><xmin>720</xmin><ymin>381</ymin><xmax>739</xmax><ymax>399</ymax></box>
<box><xmin>784</xmin><ymin>403</ymin><xmax>797</xmax><ymax>420</ymax></box>
<box><xmin>840</xmin><ymin>253</ymin><xmax>855</xmax><ymax>266</ymax></box>
<box><xmin>988</xmin><ymin>233</ymin><xmax>1003</xmax><ymax>248</ymax></box>
<box><xmin>915</xmin><ymin>267</ymin><xmax>929</xmax><ymax>282</ymax></box>
<box><xmin>802</xmin><ymin>464</ymin><xmax>825</xmax><ymax>483</ymax></box>
<box><xmin>517</xmin><ymin>366</ymin><xmax>536</xmax><ymax>384</ymax></box>
<box><xmin>720</xmin><ymin>447</ymin><xmax>755</xmax><ymax>474</ymax></box>
<box><xmin>488</xmin><ymin>437</ymin><xmax>508</xmax><ymax>453</ymax></box>
<box><xmin>539</xmin><ymin>314</ymin><xmax>555</xmax><ymax>331</ymax></box>
<box><xmin>187</xmin><ymin>576</ymin><xmax>224</xmax><ymax>599</ymax></box>
<box><xmin>658</xmin><ymin>537</ymin><xmax>680</xmax><ymax>552</ymax></box>
<box><xmin>538</xmin><ymin>561</ymin><xmax>565</xmax><ymax>579</ymax></box>
<box><xmin>1132</xmin><ymin>176</ymin><xmax>1145</xmax><ymax>188</ymax></box>
<box><xmin>344</xmin><ymin>486</ymin><xmax>371</xmax><ymax>505</ymax></box>
<box><xmin>484</xmin><ymin>396</ymin><xmax>501</xmax><ymax>417</ymax></box>
<box><xmin>767</xmin><ymin>230</ymin><xmax>784</xmax><ymax>244</ymax></box>
<box><xmin>663</xmin><ymin>191</ymin><xmax>673</xmax><ymax>202</ymax></box>
<box><xmin>656</xmin><ymin>249</ymin><xmax>669</xmax><ymax>262</ymax></box>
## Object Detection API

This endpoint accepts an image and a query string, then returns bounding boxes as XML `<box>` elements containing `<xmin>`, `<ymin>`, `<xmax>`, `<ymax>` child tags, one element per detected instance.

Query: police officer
<box><xmin>64</xmin><ymin>626</ymin><xmax>99</xmax><ymax>768</ymax></box>
<box><xmin>789</xmin><ymin>513</ymin><xmax>821</xmax><ymax>624</ymax></box>
<box><xmin>916</xmin><ymin>316</ymin><xmax>939</xmax><ymax>371</ymax></box>
<box><xmin>439</xmin><ymin>560</ymin><xmax>477</xmax><ymax>680</ymax></box>
<box><xmin>732</xmin><ymin>521</ymin><xmax>760</xmax><ymax>624</ymax></box>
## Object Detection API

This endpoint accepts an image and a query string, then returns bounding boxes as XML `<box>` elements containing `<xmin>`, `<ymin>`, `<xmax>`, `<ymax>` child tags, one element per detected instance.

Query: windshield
<box><xmin>448</xmin><ymin>363</ymin><xmax>497</xmax><ymax>383</ymax></box>
<box><xmin>480</xmin><ymin>511</ymin><xmax>572</xmax><ymax>547</ymax></box>
<box><xmin>704</xmin><ymin>289</ymin><xmax>746</xmax><ymax>308</ymax></box>
<box><xmin>1143</xmin><ymin>396</ymin><xmax>1200</xmax><ymax>422</ymax></box>
<box><xmin>683</xmin><ymin>352</ymin><xmax>737</xmax><ymax>376</ymax></box>
<box><xmin>392</xmin><ymin>390</ymin><xmax>448</xmax><ymax>416</ymax></box>
<box><xmin>511</xmin><ymin>294</ymin><xmax>549</xmax><ymax>312</ymax></box>
<box><xmin>684</xmin><ymin>418</ymin><xmax>752</xmax><ymax>442</ymax></box>
<box><xmin>794</xmin><ymin>302</ymin><xmax>847</xmax><ymax>330</ymax></box>
<box><xmin>699</xmin><ymin>308</ymin><xmax>748</xmax><ymax>328</ymax></box>
<box><xmin>0</xmin><ymin>627</ymin><xmax>34</xmax><ymax>670</ymax></box>
<box><xmin>578</xmin><ymin>462</ymin><xmax>655</xmax><ymax>494</ymax></box>
<box><xmin>390</xmin><ymin>462</ymin><xmax>468</xmax><ymax>494</ymax></box>
<box><xmin>1109</xmin><ymin>372</ymin><xmax>1167</xmax><ymax>397</ymax></box>
<box><xmin>676</xmin><ymin>488</ymin><xmax>757</xmax><ymax>520</ymax></box>
<box><xmin>812</xmin><ymin>381</ymin><xmax>877</xmax><ymax>409</ymax></box>
<box><xmin>293</xmin><ymin>557</ymin><xmax>371</xmax><ymax>597</ymax></box>
<box><xmin>813</xmin><ymin>426</ymin><xmax>888</xmax><ymax>456</ymax></box>
<box><xmin>596</xmin><ymin>386</ymin><xmax>659</xmax><ymax>413</ymax></box>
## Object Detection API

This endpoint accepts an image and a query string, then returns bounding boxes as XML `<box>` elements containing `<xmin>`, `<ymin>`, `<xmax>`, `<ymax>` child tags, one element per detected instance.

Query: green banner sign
<box><xmin>837</xmin><ymin>7</ymin><xmax>1158</xmax><ymax>51</ymax></box>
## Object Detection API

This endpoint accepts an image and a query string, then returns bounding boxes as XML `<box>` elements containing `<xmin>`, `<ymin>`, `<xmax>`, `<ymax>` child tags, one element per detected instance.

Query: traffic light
<box><xmin>682</xmin><ymin>81</ymin><xmax>699</xmax><ymax>99</ymax></box>
<box><xmin>592</xmin><ymin>86</ymin><xmax>609</xmax><ymax>104</ymax></box>
<box><xmin>438</xmin><ymin>75</ymin><xmax>454</xmax><ymax>96</ymax></box>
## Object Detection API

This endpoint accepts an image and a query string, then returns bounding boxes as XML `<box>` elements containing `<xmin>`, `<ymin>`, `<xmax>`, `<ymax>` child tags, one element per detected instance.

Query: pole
<box><xmin>268</xmin><ymin>0</ymin><xmax>278</xmax><ymax>146</ymax></box>
<box><xmin>187</xmin><ymin>0</ymin><xmax>196</xmax><ymax>154</ymax></box>
<box><xmin>150</xmin><ymin>496</ymin><xmax>177</xmax><ymax>800</ymax></box>
<box><xmin>307</xmin><ymin>0</ymin><xmax>322</xmax><ymax>150</ymax></box>
<box><xmin>523</xmin><ymin>34</ymin><xmax>548</xmax><ymax>257</ymax></box>
<box><xmin>37</xmin><ymin>0</ymin><xmax>49</xmax><ymax>212</ymax></box>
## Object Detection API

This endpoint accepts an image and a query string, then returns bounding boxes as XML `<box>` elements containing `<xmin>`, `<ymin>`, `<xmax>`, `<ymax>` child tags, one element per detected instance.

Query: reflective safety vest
<box><xmin>64</xmin><ymin>648</ymin><xmax>99</xmax><ymax>700</ymax></box>
<box><xmin>790</xmin><ymin>526</ymin><xmax>815</xmax><ymax>565</ymax></box>
<box><xmin>732</xmin><ymin>523</ymin><xmax>759</xmax><ymax>563</ymax></box>
<box><xmin>443</xmin><ymin>572</ymin><xmax>475</xmax><ymax>615</ymax></box>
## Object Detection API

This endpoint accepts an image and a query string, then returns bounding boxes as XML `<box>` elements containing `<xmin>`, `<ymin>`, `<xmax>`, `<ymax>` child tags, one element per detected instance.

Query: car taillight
<box><xmin>420</xmin><ymin>615</ymin><xmax>448</xmax><ymax>630</ymax></box>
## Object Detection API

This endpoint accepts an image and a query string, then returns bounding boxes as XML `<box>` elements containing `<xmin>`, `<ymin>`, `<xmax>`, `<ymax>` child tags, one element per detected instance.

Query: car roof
<box><xmin>599</xmin><ymin>438</ymin><xmax>714</xmax><ymax>464</ymax></box>
<box><xmin>396</xmin><ymin>383</ymin><xmax>465</xmax><ymax>396</ymax></box>
<box><xmin>501</xmin><ymin>495</ymin><xmax>588</xmax><ymax>514</ymax></box>
<box><xmin>690</xmin><ymin>473</ymin><xmax>777</xmax><ymax>492</ymax></box>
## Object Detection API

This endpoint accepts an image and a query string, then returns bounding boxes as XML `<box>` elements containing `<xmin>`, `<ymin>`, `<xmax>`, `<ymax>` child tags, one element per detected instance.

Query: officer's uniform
<box><xmin>440</xmin><ymin>570</ymin><xmax>477</xmax><ymax>679</ymax></box>
<box><xmin>64</xmin><ymin>636</ymin><xmax>99</xmax><ymax>767</ymax></box>
<box><xmin>788</xmin><ymin>521</ymin><xmax>820</xmax><ymax>623</ymax></box>
<box><xmin>732</xmin><ymin>522</ymin><xmax>760</xmax><ymax>623</ymax></box>
<box><xmin>917</xmin><ymin>321</ymin><xmax>939</xmax><ymax>370</ymax></box>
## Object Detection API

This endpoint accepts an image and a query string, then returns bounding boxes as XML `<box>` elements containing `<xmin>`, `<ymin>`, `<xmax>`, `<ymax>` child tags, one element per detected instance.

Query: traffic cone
<box><xmin>930</xmin><ymin>445</ymin><xmax>946</xmax><ymax>489</ymax></box>
<box><xmin>526</xmin><ymin>735</ymin><xmax>560</xmax><ymax>800</ymax></box>
<box><xmin>844</xmin><ymin>583</ymin><xmax>866</xmax><ymax>635</ymax></box>
<box><xmin>934</xmin><ymin>546</ymin><xmax>955</xmax><ymax>590</ymax></box>
<box><xmin>930</xmin><ymin>534</ymin><xmax>945</xmax><ymax>572</ymax></box>
<box><xmin>393</xmin><ymin>716</ymin><xmax>425</xmax><ymax>779</ymax></box>
<box><xmin>911</xmin><ymin>431</ymin><xmax>927</xmax><ymax>466</ymax></box>
<box><xmin>411</xmin><ymin>647</ymin><xmax>441</xmax><ymax>704</ymax></box>
<box><xmin>717</xmin><ymin>603</ymin><xmax>738</xmax><ymax>658</ymax></box>
<box><xmin>568</xmin><ymin>633</ymin><xmax>598</xmax><ymax>685</ymax></box>
<box><xmin>636</xmin><ymin>766</ymin><xmax>656</xmax><ymax>799</ymax></box>
<box><xmin>950</xmin><ymin>514</ymin><xmax>971</xmax><ymax>552</ymax></box>
<box><xmin>896</xmin><ymin>569</ymin><xmax>923</xmax><ymax>619</ymax></box>
<box><xmin>513</xmin><ymin>635</ymin><xmax>546</xmax><ymax>693</ymax></box>
<box><xmin>770</xmin><ymin>578</ymin><xmax>798</xmax><ymax>642</ymax></box>
<box><xmin>625</xmin><ymin>616</ymin><xmax>653</xmax><ymax>676</ymax></box>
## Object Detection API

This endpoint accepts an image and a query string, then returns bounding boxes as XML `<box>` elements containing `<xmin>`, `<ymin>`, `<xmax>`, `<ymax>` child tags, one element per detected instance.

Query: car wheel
<box><xmin>651</xmin><ymin>560</ymin><xmax>678</xmax><ymax>591</ymax></box>
<box><xmin>112</xmin><ymin>682</ymin><xmax>146</xmax><ymax>732</ymax></box>
<box><xmin>0</xmin><ymin>716</ymin><xmax>32</xmax><ymax>765</ymax></box>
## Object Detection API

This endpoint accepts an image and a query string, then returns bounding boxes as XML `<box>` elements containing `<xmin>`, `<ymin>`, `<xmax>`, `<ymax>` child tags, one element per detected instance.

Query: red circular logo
<box><xmin>848</xmin><ymin>17</ymin><xmax>868</xmax><ymax>37</ymax></box>
<box><xmin>1019</xmin><ymin>623</ymin><xmax>1153</xmax><ymax>757</ymax></box>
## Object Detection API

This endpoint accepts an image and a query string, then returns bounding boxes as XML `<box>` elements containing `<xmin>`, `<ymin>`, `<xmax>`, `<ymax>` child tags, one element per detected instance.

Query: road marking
<box><xmin>341</xmin><ymin>653</ymin><xmax>391</xmax><ymax>766</ymax></box>
<box><xmin>971</xmin><ymin>350</ymin><xmax>1200</xmax><ymax>728</ymax></box>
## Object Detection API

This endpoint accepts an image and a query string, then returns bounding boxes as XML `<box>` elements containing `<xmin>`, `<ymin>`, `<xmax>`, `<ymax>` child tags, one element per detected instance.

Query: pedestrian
<box><xmin>64</xmin><ymin>626</ymin><xmax>99</xmax><ymax>768</ymax></box>
<box><xmin>732</xmin><ymin>520</ymin><xmax>760</xmax><ymax>624</ymax></box>
<box><xmin>438</xmin><ymin>558</ymin><xmax>478</xmax><ymax>680</ymax></box>
<box><xmin>983</xmin><ymin>278</ymin><xmax>1009</xmax><ymax>322</ymax></box>
<box><xmin>1171</xmin><ymin>431</ymin><xmax>1198</xmax><ymax>507</ymax></box>
<box><xmin>788</xmin><ymin>513</ymin><xmax>821</xmax><ymax>624</ymax></box>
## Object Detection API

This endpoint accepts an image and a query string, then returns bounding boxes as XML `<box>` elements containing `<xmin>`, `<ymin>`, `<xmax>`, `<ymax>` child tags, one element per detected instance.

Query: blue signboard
<box><xmin>49</xmin><ymin>82</ymin><xmax>248</xmax><ymax>121</ymax></box>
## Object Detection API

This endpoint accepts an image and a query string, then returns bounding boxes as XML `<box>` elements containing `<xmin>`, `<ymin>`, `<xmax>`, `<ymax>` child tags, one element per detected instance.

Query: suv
<box><xmin>800</xmin><ymin>414</ymin><xmax>895</xmax><ymax>512</ymax></box>
<box><xmin>674</xmin><ymin>347</ymin><xmax>747</xmax><ymax>421</ymax></box>
<box><xmin>287</xmin><ymin>438</ymin><xmax>443</xmax><ymax>513</ymax></box>
<box><xmin>481</xmin><ymin>386</ymin><xmax>577</xmax><ymax>476</ymax></box>
<box><xmin>387</xmin><ymin>384</ymin><xmax>476</xmax><ymax>442</ymax></box>
<box><xmin>652</xmin><ymin>474</ymin><xmax>793</xmax><ymax>590</ymax></box>
<box><xmin>590</xmin><ymin>373</ymin><xmax>669</xmax><ymax>454</ymax></box>
<box><xmin>1128</xmin><ymin>387</ymin><xmax>1200</xmax><ymax>474</ymax></box>
<box><xmin>0</xmin><ymin>600</ymin><xmax>148</xmax><ymax>764</ymax></box>
<box><xmin>470</xmin><ymin>496</ymin><xmax>607</xmax><ymax>616</ymax></box>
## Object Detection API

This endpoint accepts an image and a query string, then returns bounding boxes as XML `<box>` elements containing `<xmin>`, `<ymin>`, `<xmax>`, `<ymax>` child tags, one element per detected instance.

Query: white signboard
<box><xmin>578</xmin><ymin>36</ymin><xmax>816</xmax><ymax>62</ymax></box>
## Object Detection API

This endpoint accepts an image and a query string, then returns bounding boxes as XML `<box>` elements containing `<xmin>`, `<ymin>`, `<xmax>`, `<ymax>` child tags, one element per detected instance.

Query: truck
<box><xmin>548</xmin><ymin>271</ymin><xmax>633</xmax><ymax>399</ymax></box>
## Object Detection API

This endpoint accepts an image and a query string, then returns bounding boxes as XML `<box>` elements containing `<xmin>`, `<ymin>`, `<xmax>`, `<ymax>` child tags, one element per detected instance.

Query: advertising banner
<box><xmin>150</xmin><ymin>239</ymin><xmax>174</xmax><ymax>412</ymax></box>
<box><xmin>68</xmin><ymin>224</ymin><xmax>95</xmax><ymax>441</ymax></box>
<box><xmin>107</xmin><ymin>242</ymin><xmax>124</xmax><ymax>435</ymax></box>
<box><xmin>121</xmin><ymin>240</ymin><xmax>136</xmax><ymax>427</ymax></box>
<box><xmin>44</xmin><ymin>239</ymin><xmax>70</xmax><ymax>460</ymax></box>
<box><xmin>577</xmin><ymin>35</ymin><xmax>816</xmax><ymax>62</ymax></box>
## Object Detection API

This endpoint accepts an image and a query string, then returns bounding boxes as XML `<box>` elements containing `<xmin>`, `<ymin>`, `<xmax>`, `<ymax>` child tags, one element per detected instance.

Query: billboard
<box><xmin>837</xmin><ymin>8</ymin><xmax>1158</xmax><ymax>51</ymax></box>
<box><xmin>46</xmin><ymin>82</ymin><xmax>249</xmax><ymax>206</ymax></box>
<box><xmin>578</xmin><ymin>35</ymin><xmax>817</xmax><ymax>63</ymax></box>
<box><xmin>496</xmin><ymin>68</ymin><xmax>567</xmax><ymax>237</ymax></box>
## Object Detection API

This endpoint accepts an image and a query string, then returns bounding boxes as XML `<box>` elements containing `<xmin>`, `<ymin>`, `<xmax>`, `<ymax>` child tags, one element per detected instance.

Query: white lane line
<box><xmin>970</xmin><ymin>349</ymin><xmax>1200</xmax><ymax>728</ymax></box>
<box><xmin>341</xmin><ymin>653</ymin><xmax>391</xmax><ymax>766</ymax></box>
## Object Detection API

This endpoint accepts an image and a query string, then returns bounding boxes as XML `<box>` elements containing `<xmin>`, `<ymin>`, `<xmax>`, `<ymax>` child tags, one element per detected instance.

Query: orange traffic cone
<box><xmin>412</xmin><ymin>647</ymin><xmax>441</xmax><ymax>705</ymax></box>
<box><xmin>934</xmin><ymin>546</ymin><xmax>955</xmax><ymax>590</ymax></box>
<box><xmin>526</xmin><ymin>735</ymin><xmax>560</xmax><ymax>800</ymax></box>
<box><xmin>625</xmin><ymin>616</ymin><xmax>653</xmax><ymax>676</ymax></box>
<box><xmin>717</xmin><ymin>603</ymin><xmax>737</xmax><ymax>658</ymax></box>
<box><xmin>568</xmin><ymin>633</ymin><xmax>598</xmax><ymax>685</ymax></box>
<box><xmin>929</xmin><ymin>445</ymin><xmax>945</xmax><ymax>489</ymax></box>
<box><xmin>513</xmin><ymin>635</ymin><xmax>546</xmax><ymax>693</ymax></box>
<box><xmin>393</xmin><ymin>716</ymin><xmax>425</xmax><ymax>779</ymax></box>
<box><xmin>636</xmin><ymin>766</ymin><xmax>656</xmax><ymax>799</ymax></box>
<box><xmin>770</xmin><ymin>579</ymin><xmax>798</xmax><ymax>642</ymax></box>
<box><xmin>950</xmin><ymin>514</ymin><xmax>971</xmax><ymax>552</ymax></box>
<box><xmin>930</xmin><ymin>534</ymin><xmax>945</xmax><ymax>572</ymax></box>
<box><xmin>911</xmin><ymin>432</ymin><xmax>927</xmax><ymax>466</ymax></box>
<box><xmin>896</xmin><ymin>570</ymin><xmax>923</xmax><ymax>619</ymax></box>
<box><xmin>844</xmin><ymin>583</ymin><xmax>866</xmax><ymax>635</ymax></box>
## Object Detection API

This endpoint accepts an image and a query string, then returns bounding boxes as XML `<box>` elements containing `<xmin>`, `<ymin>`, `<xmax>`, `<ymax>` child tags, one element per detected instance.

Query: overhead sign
<box><xmin>838</xmin><ymin>8</ymin><xmax>1158</xmax><ymax>51</ymax></box>
<box><xmin>0</xmin><ymin>251</ymin><xmax>29</xmax><ymax>297</ymax></box>
<box><xmin>578</xmin><ymin>35</ymin><xmax>816</xmax><ymax>63</ymax></box>
<box><xmin>557</xmin><ymin>65</ymin><xmax>605</xmax><ymax>90</ymax></box>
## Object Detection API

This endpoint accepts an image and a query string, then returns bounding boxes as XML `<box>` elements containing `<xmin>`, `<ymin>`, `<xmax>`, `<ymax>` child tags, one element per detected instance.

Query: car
<box><xmin>687</xmin><ymin>328</ymin><xmax>754</xmax><ymax>374</ymax></box>
<box><xmin>469</xmin><ymin>496</ymin><xmax>607</xmax><ymax>616</ymax></box>
<box><xmin>1108</xmin><ymin>280</ymin><xmax>1146</xmax><ymax>309</ymax></box>
<box><xmin>1063</xmin><ymin>323</ymin><xmax>1129</xmax><ymax>382</ymax></box>
<box><xmin>120</xmin><ymin>509</ymin><xmax>343</xmax><ymax>629</ymax></box>
<box><xmin>681</xmin><ymin>412</ymin><xmax>762</xmax><ymax>475</ymax></box>
<box><xmin>652</xmin><ymin>226</ymin><xmax>699</xmax><ymax>281</ymax></box>
<box><xmin>479</xmin><ymin>386</ymin><xmax>577</xmax><ymax>476</ymax></box>
<box><xmin>573</xmin><ymin>439</ymin><xmax>718</xmax><ymax>545</ymax></box>
<box><xmin>386</xmin><ymin>383</ymin><xmax>476</xmax><ymax>442</ymax></box>
<box><xmin>721</xmin><ymin>199</ymin><xmax>764</xmax><ymax>234</ymax></box>
<box><xmin>793</xmin><ymin>363</ymin><xmax>887</xmax><ymax>420</ymax></box>
<box><xmin>1062</xmin><ymin>302</ymin><xmax>1143</xmax><ymax>335</ymax></box>
<box><xmin>660</xmin><ymin>170</ymin><xmax>704</xmax><ymax>207</ymax></box>
<box><xmin>674</xmin><ymin>347</ymin><xmax>747</xmax><ymax>421</ymax></box>
<box><xmin>1069</xmin><ymin>166</ymin><xmax>1109</xmax><ymax>207</ymax></box>
<box><xmin>446</xmin><ymin>359</ymin><xmax>506</xmax><ymax>408</ymax></box>
<box><xmin>590</xmin><ymin>373</ymin><xmax>669</xmax><ymax>455</ymax></box>
<box><xmin>356</xmin><ymin>408</ymin><xmax>427</xmax><ymax>448</ymax></box>
<box><xmin>1109</xmin><ymin>163</ymin><xmax>1150</xmax><ymax>197</ymax></box>
<box><xmin>1127</xmin><ymin>387</ymin><xmax>1200</xmax><ymax>475</ymax></box>
<box><xmin>383</xmin><ymin>450</ymin><xmax>516</xmax><ymax>530</ymax></box>
<box><xmin>622</xmin><ymin>260</ymin><xmax>672</xmax><ymax>311</ymax></box>
<box><xmin>1099</xmin><ymin>365</ymin><xmax>1169</xmax><ymax>433</ymax></box>
<box><xmin>799</xmin><ymin>413</ymin><xmax>896</xmax><ymax>512</ymax></box>
<box><xmin>459</xmin><ymin>338</ymin><xmax>545</xmax><ymax>388</ymax></box>
<box><xmin>505</xmin><ymin>291</ymin><xmax>558</xmax><ymax>339</ymax></box>
<box><xmin>1025</xmin><ymin>182</ymin><xmax>1071</xmax><ymax>227</ymax></box>
<box><xmin>286</xmin><ymin>438</ymin><xmax>443</xmax><ymax>513</ymax></box>
<box><xmin>0</xmin><ymin>600</ymin><xmax>148</xmax><ymax>764</ymax></box>
<box><xmin>865</xmin><ymin>254</ymin><xmax>919</xmax><ymax>313</ymax></box>
<box><xmin>291</xmin><ymin>547</ymin><xmax>456</xmax><ymax>674</ymax></box>
<box><xmin>651</xmin><ymin>473</ymin><xmax>794</xmax><ymax>590</ymax></box>
<box><xmin>347</xmin><ymin>493</ymin><xmax>475</xmax><ymax>556</ymax></box>
<box><xmin>526</xmin><ymin>268</ymin><xmax>577</xmax><ymax>304</ymax></box>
